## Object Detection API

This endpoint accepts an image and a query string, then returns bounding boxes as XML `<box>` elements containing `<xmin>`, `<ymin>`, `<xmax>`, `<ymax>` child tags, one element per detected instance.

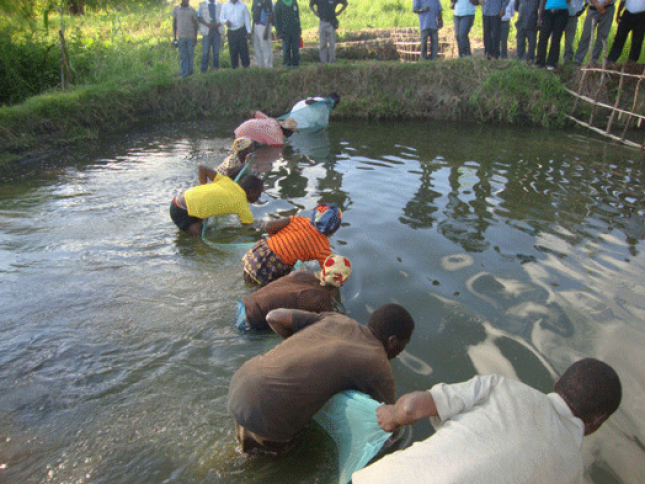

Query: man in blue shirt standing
<box><xmin>481</xmin><ymin>0</ymin><xmax>510</xmax><ymax>59</ymax></box>
<box><xmin>414</xmin><ymin>0</ymin><xmax>444</xmax><ymax>60</ymax></box>
<box><xmin>563</xmin><ymin>0</ymin><xmax>585</xmax><ymax>62</ymax></box>
<box><xmin>197</xmin><ymin>0</ymin><xmax>222</xmax><ymax>72</ymax></box>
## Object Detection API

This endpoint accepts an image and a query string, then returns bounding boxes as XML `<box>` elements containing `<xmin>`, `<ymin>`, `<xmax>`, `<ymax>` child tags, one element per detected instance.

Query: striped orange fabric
<box><xmin>267</xmin><ymin>216</ymin><xmax>331</xmax><ymax>266</ymax></box>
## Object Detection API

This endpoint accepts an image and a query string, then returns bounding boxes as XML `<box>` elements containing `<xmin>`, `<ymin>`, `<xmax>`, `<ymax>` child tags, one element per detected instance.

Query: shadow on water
<box><xmin>1</xmin><ymin>119</ymin><xmax>644</xmax><ymax>483</ymax></box>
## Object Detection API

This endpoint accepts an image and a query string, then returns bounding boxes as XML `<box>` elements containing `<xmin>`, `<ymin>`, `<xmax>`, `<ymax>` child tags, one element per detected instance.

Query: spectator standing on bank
<box><xmin>274</xmin><ymin>0</ymin><xmax>302</xmax><ymax>68</ymax></box>
<box><xmin>499</xmin><ymin>0</ymin><xmax>516</xmax><ymax>58</ymax></box>
<box><xmin>607</xmin><ymin>0</ymin><xmax>645</xmax><ymax>64</ymax></box>
<box><xmin>452</xmin><ymin>0</ymin><xmax>478</xmax><ymax>57</ymax></box>
<box><xmin>535</xmin><ymin>0</ymin><xmax>570</xmax><ymax>69</ymax></box>
<box><xmin>197</xmin><ymin>0</ymin><xmax>222</xmax><ymax>72</ymax></box>
<box><xmin>251</xmin><ymin>0</ymin><xmax>274</xmax><ymax>68</ymax></box>
<box><xmin>574</xmin><ymin>0</ymin><xmax>616</xmax><ymax>65</ymax></box>
<box><xmin>220</xmin><ymin>0</ymin><xmax>252</xmax><ymax>69</ymax></box>
<box><xmin>172</xmin><ymin>0</ymin><xmax>199</xmax><ymax>78</ymax></box>
<box><xmin>310</xmin><ymin>0</ymin><xmax>348</xmax><ymax>64</ymax></box>
<box><xmin>414</xmin><ymin>0</ymin><xmax>444</xmax><ymax>60</ymax></box>
<box><xmin>563</xmin><ymin>0</ymin><xmax>586</xmax><ymax>62</ymax></box>
<box><xmin>515</xmin><ymin>0</ymin><xmax>541</xmax><ymax>61</ymax></box>
<box><xmin>481</xmin><ymin>0</ymin><xmax>510</xmax><ymax>59</ymax></box>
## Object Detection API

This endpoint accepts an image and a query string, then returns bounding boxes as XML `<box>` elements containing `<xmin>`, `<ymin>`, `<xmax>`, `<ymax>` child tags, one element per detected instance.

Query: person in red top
<box><xmin>242</xmin><ymin>203</ymin><xmax>342</xmax><ymax>286</ymax></box>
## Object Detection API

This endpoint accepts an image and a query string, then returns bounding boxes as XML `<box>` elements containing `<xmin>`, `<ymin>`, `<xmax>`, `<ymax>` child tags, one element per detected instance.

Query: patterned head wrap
<box><xmin>320</xmin><ymin>254</ymin><xmax>352</xmax><ymax>287</ymax></box>
<box><xmin>233</xmin><ymin>137</ymin><xmax>252</xmax><ymax>153</ymax></box>
<box><xmin>277</xmin><ymin>117</ymin><xmax>299</xmax><ymax>132</ymax></box>
<box><xmin>310</xmin><ymin>203</ymin><xmax>342</xmax><ymax>236</ymax></box>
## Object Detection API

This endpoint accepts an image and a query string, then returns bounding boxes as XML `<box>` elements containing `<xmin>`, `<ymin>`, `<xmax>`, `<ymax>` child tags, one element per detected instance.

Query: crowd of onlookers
<box><xmin>171</xmin><ymin>0</ymin><xmax>346</xmax><ymax>77</ymax></box>
<box><xmin>415</xmin><ymin>0</ymin><xmax>643</xmax><ymax>69</ymax></box>
<box><xmin>170</xmin><ymin>0</ymin><xmax>643</xmax><ymax>77</ymax></box>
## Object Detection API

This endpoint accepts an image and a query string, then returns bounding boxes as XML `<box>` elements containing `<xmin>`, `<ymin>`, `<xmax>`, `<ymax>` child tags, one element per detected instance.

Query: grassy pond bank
<box><xmin>1</xmin><ymin>59</ymin><xmax>578</xmax><ymax>167</ymax></box>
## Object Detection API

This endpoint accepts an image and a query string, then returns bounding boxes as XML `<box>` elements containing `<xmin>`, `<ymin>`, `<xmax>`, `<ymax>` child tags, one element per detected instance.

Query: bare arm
<box><xmin>265</xmin><ymin>217</ymin><xmax>291</xmax><ymax>234</ymax></box>
<box><xmin>336</xmin><ymin>3</ymin><xmax>347</xmax><ymax>15</ymax></box>
<box><xmin>376</xmin><ymin>391</ymin><xmax>438</xmax><ymax>433</ymax></box>
<box><xmin>266</xmin><ymin>308</ymin><xmax>320</xmax><ymax>338</ymax></box>
<box><xmin>198</xmin><ymin>165</ymin><xmax>220</xmax><ymax>184</ymax></box>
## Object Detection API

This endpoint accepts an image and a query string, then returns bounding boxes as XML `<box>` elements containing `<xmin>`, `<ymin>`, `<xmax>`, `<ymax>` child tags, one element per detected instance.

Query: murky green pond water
<box><xmin>1</xmin><ymin>119</ymin><xmax>644</xmax><ymax>484</ymax></box>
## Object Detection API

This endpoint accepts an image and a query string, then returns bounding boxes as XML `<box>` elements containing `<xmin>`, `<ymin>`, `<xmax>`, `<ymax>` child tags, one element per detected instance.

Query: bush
<box><xmin>0</xmin><ymin>28</ymin><xmax>61</xmax><ymax>106</ymax></box>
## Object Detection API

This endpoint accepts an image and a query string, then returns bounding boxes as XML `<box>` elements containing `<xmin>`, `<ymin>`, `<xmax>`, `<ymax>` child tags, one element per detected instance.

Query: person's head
<box><xmin>328</xmin><ymin>92</ymin><xmax>341</xmax><ymax>108</ymax></box>
<box><xmin>233</xmin><ymin>137</ymin><xmax>253</xmax><ymax>161</ymax></box>
<box><xmin>367</xmin><ymin>304</ymin><xmax>415</xmax><ymax>359</ymax></box>
<box><xmin>181</xmin><ymin>0</ymin><xmax>190</xmax><ymax>6</ymax></box>
<box><xmin>554</xmin><ymin>358</ymin><xmax>622</xmax><ymax>436</ymax></box>
<box><xmin>319</xmin><ymin>254</ymin><xmax>352</xmax><ymax>288</ymax></box>
<box><xmin>310</xmin><ymin>203</ymin><xmax>342</xmax><ymax>236</ymax></box>
<box><xmin>238</xmin><ymin>175</ymin><xmax>264</xmax><ymax>203</ymax></box>
<box><xmin>277</xmin><ymin>117</ymin><xmax>298</xmax><ymax>137</ymax></box>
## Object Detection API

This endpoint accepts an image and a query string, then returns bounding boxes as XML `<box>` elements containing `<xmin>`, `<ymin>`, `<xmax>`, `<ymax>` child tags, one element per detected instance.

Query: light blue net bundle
<box><xmin>312</xmin><ymin>390</ymin><xmax>392</xmax><ymax>484</ymax></box>
<box><xmin>278</xmin><ymin>99</ymin><xmax>335</xmax><ymax>133</ymax></box>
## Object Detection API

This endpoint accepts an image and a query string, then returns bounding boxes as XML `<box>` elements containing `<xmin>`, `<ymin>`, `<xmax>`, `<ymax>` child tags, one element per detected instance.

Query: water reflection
<box><xmin>0</xmin><ymin>120</ymin><xmax>643</xmax><ymax>484</ymax></box>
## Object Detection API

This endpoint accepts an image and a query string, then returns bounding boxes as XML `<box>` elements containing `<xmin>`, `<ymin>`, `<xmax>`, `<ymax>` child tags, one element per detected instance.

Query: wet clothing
<box><xmin>241</xmin><ymin>270</ymin><xmax>333</xmax><ymax>330</ymax></box>
<box><xmin>234</xmin><ymin>111</ymin><xmax>285</xmax><ymax>146</ymax></box>
<box><xmin>266</xmin><ymin>215</ymin><xmax>331</xmax><ymax>266</ymax></box>
<box><xmin>352</xmin><ymin>374</ymin><xmax>585</xmax><ymax>484</ymax></box>
<box><xmin>227</xmin><ymin>311</ymin><xmax>397</xmax><ymax>443</ymax></box>
<box><xmin>182</xmin><ymin>174</ymin><xmax>253</xmax><ymax>222</ymax></box>
<box><xmin>242</xmin><ymin>239</ymin><xmax>293</xmax><ymax>286</ymax></box>
<box><xmin>242</xmin><ymin>215</ymin><xmax>332</xmax><ymax>286</ymax></box>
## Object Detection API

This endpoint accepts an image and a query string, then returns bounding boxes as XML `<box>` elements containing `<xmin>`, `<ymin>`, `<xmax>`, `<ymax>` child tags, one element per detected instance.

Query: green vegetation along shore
<box><xmin>1</xmin><ymin>0</ymin><xmax>637</xmax><ymax>166</ymax></box>
<box><xmin>1</xmin><ymin>59</ymin><xmax>574</xmax><ymax>165</ymax></box>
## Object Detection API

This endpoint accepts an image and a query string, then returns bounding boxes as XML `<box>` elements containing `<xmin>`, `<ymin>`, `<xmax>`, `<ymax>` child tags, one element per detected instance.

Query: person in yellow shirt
<box><xmin>170</xmin><ymin>165</ymin><xmax>263</xmax><ymax>236</ymax></box>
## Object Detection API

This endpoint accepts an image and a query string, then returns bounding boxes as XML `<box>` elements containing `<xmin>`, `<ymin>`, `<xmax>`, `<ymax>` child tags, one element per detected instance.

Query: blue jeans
<box><xmin>420</xmin><ymin>28</ymin><xmax>439</xmax><ymax>60</ymax></box>
<box><xmin>201</xmin><ymin>29</ymin><xmax>220</xmax><ymax>72</ymax></box>
<box><xmin>177</xmin><ymin>37</ymin><xmax>195</xmax><ymax>77</ymax></box>
<box><xmin>453</xmin><ymin>15</ymin><xmax>475</xmax><ymax>57</ymax></box>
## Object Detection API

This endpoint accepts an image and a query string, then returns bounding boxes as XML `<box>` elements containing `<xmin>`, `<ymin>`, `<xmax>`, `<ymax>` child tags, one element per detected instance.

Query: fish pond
<box><xmin>0</xmin><ymin>119</ymin><xmax>644</xmax><ymax>484</ymax></box>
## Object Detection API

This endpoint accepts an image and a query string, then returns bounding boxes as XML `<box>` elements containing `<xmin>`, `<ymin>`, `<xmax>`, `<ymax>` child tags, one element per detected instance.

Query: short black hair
<box><xmin>328</xmin><ymin>92</ymin><xmax>341</xmax><ymax>107</ymax></box>
<box><xmin>238</xmin><ymin>175</ymin><xmax>263</xmax><ymax>199</ymax></box>
<box><xmin>554</xmin><ymin>358</ymin><xmax>622</xmax><ymax>420</ymax></box>
<box><xmin>367</xmin><ymin>304</ymin><xmax>415</xmax><ymax>343</ymax></box>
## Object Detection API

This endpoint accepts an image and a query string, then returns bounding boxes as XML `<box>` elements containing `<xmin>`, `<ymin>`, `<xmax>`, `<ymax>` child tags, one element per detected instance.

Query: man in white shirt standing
<box><xmin>197</xmin><ymin>0</ymin><xmax>222</xmax><ymax>72</ymax></box>
<box><xmin>220</xmin><ymin>0</ymin><xmax>252</xmax><ymax>68</ymax></box>
<box><xmin>352</xmin><ymin>357</ymin><xmax>622</xmax><ymax>484</ymax></box>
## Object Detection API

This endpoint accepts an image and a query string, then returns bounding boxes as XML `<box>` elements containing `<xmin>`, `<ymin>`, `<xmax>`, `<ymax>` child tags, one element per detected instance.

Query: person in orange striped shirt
<box><xmin>242</xmin><ymin>203</ymin><xmax>342</xmax><ymax>286</ymax></box>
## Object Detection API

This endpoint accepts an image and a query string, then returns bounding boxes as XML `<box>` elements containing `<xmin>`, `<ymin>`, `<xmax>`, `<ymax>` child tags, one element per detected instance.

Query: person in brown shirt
<box><xmin>235</xmin><ymin>254</ymin><xmax>352</xmax><ymax>331</ymax></box>
<box><xmin>227</xmin><ymin>303</ymin><xmax>415</xmax><ymax>455</ymax></box>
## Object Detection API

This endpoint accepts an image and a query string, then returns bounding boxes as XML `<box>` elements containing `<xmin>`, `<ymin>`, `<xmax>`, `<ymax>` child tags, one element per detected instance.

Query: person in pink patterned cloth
<box><xmin>234</xmin><ymin>111</ymin><xmax>298</xmax><ymax>146</ymax></box>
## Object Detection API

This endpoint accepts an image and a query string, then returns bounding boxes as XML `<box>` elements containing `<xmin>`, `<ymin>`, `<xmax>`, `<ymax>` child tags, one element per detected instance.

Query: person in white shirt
<box><xmin>352</xmin><ymin>357</ymin><xmax>622</xmax><ymax>484</ymax></box>
<box><xmin>607</xmin><ymin>0</ymin><xmax>645</xmax><ymax>63</ymax></box>
<box><xmin>219</xmin><ymin>0</ymin><xmax>252</xmax><ymax>68</ymax></box>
